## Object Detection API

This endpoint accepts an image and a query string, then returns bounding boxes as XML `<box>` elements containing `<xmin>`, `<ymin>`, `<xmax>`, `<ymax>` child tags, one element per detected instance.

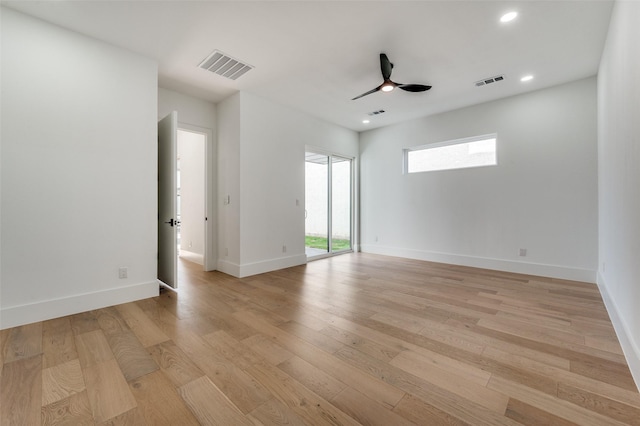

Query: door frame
<box><xmin>304</xmin><ymin>146</ymin><xmax>357</xmax><ymax>261</ymax></box>
<box><xmin>178</xmin><ymin>123</ymin><xmax>216</xmax><ymax>272</ymax></box>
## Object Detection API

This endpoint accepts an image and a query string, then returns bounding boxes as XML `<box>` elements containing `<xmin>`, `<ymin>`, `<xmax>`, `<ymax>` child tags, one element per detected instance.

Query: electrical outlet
<box><xmin>118</xmin><ymin>267</ymin><xmax>128</xmax><ymax>279</ymax></box>
<box><xmin>519</xmin><ymin>248</ymin><xmax>527</xmax><ymax>257</ymax></box>
<box><xmin>225</xmin><ymin>247</ymin><xmax>229</xmax><ymax>256</ymax></box>
<box><xmin>282</xmin><ymin>245</ymin><xmax>287</xmax><ymax>253</ymax></box>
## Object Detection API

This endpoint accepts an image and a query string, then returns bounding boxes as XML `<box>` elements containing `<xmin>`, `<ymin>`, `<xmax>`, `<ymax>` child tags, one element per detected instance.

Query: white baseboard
<box><xmin>217</xmin><ymin>259</ymin><xmax>241</xmax><ymax>277</ymax></box>
<box><xmin>239</xmin><ymin>254</ymin><xmax>307</xmax><ymax>278</ymax></box>
<box><xmin>360</xmin><ymin>244</ymin><xmax>596</xmax><ymax>283</ymax></box>
<box><xmin>0</xmin><ymin>281</ymin><xmax>158</xmax><ymax>330</ymax></box>
<box><xmin>217</xmin><ymin>254</ymin><xmax>307</xmax><ymax>278</ymax></box>
<box><xmin>179</xmin><ymin>250</ymin><xmax>204</xmax><ymax>266</ymax></box>
<box><xmin>597</xmin><ymin>272</ymin><xmax>640</xmax><ymax>392</ymax></box>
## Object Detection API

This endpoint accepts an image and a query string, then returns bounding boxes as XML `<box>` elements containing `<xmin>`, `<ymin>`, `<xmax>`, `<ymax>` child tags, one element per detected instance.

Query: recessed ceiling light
<box><xmin>500</xmin><ymin>11</ymin><xmax>518</xmax><ymax>23</ymax></box>
<box><xmin>520</xmin><ymin>75</ymin><xmax>534</xmax><ymax>82</ymax></box>
<box><xmin>362</xmin><ymin>119</ymin><xmax>370</xmax><ymax>124</ymax></box>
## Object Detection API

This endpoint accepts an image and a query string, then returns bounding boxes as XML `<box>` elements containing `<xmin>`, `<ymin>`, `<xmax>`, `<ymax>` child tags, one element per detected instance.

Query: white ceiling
<box><xmin>4</xmin><ymin>1</ymin><xmax>613</xmax><ymax>132</ymax></box>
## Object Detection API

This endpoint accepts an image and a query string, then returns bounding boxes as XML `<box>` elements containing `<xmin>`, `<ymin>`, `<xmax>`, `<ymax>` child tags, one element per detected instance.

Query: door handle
<box><xmin>164</xmin><ymin>218</ymin><xmax>175</xmax><ymax>226</ymax></box>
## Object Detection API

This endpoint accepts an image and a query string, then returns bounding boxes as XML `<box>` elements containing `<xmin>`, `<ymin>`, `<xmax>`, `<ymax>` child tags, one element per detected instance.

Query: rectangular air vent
<box><xmin>367</xmin><ymin>109</ymin><xmax>386</xmax><ymax>116</ymax></box>
<box><xmin>198</xmin><ymin>50</ymin><xmax>253</xmax><ymax>80</ymax></box>
<box><xmin>475</xmin><ymin>74</ymin><xmax>505</xmax><ymax>87</ymax></box>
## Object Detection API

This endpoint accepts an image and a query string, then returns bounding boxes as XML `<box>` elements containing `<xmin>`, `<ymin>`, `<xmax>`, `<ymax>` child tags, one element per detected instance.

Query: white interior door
<box><xmin>158</xmin><ymin>112</ymin><xmax>178</xmax><ymax>288</ymax></box>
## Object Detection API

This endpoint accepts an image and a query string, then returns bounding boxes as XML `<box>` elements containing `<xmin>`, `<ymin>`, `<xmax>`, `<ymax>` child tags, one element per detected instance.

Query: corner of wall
<box><xmin>216</xmin><ymin>254</ymin><xmax>307</xmax><ymax>279</ymax></box>
<box><xmin>597</xmin><ymin>272</ymin><xmax>640</xmax><ymax>392</ymax></box>
<box><xmin>216</xmin><ymin>259</ymin><xmax>241</xmax><ymax>278</ymax></box>
<box><xmin>238</xmin><ymin>254</ymin><xmax>307</xmax><ymax>278</ymax></box>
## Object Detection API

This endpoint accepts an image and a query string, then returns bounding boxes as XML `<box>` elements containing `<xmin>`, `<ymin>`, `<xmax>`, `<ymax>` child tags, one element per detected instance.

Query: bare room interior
<box><xmin>1</xmin><ymin>1</ymin><xmax>639</xmax><ymax>424</ymax></box>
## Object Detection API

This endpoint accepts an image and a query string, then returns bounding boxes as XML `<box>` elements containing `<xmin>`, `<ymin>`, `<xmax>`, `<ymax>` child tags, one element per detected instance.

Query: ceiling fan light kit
<box><xmin>352</xmin><ymin>53</ymin><xmax>432</xmax><ymax>100</ymax></box>
<box><xmin>500</xmin><ymin>11</ymin><xmax>518</xmax><ymax>23</ymax></box>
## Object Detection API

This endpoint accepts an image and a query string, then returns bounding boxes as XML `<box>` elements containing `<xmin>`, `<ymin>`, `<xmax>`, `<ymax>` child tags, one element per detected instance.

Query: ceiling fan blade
<box><xmin>351</xmin><ymin>85</ymin><xmax>382</xmax><ymax>100</ymax></box>
<box><xmin>380</xmin><ymin>53</ymin><xmax>393</xmax><ymax>80</ymax></box>
<box><xmin>398</xmin><ymin>83</ymin><xmax>432</xmax><ymax>93</ymax></box>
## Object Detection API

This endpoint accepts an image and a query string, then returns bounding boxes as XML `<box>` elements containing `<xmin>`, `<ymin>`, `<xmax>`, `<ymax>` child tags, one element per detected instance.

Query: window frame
<box><xmin>403</xmin><ymin>133</ymin><xmax>498</xmax><ymax>174</ymax></box>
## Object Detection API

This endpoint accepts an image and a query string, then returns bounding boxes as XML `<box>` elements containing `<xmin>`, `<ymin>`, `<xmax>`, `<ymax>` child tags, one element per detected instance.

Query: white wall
<box><xmin>360</xmin><ymin>77</ymin><xmax>598</xmax><ymax>282</ymax></box>
<box><xmin>217</xmin><ymin>93</ymin><xmax>242</xmax><ymax>275</ymax></box>
<box><xmin>1</xmin><ymin>8</ymin><xmax>158</xmax><ymax>329</ymax></box>
<box><xmin>597</xmin><ymin>0</ymin><xmax>640</xmax><ymax>389</ymax></box>
<box><xmin>158</xmin><ymin>87</ymin><xmax>216</xmax><ymax>130</ymax></box>
<box><xmin>177</xmin><ymin>130</ymin><xmax>206</xmax><ymax>262</ymax></box>
<box><xmin>158</xmin><ymin>87</ymin><xmax>217</xmax><ymax>271</ymax></box>
<box><xmin>217</xmin><ymin>92</ymin><xmax>359</xmax><ymax>277</ymax></box>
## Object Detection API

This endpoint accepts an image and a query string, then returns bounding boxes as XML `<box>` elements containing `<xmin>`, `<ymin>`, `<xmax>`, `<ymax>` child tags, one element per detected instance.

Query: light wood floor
<box><xmin>2</xmin><ymin>253</ymin><xmax>639</xmax><ymax>425</ymax></box>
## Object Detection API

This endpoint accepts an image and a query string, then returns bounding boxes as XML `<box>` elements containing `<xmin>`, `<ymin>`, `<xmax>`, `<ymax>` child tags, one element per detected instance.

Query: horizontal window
<box><xmin>405</xmin><ymin>134</ymin><xmax>497</xmax><ymax>173</ymax></box>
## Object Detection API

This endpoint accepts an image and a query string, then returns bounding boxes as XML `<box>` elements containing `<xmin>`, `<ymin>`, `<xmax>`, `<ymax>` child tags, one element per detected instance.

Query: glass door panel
<box><xmin>331</xmin><ymin>156</ymin><xmax>352</xmax><ymax>252</ymax></box>
<box><xmin>305</xmin><ymin>153</ymin><xmax>329</xmax><ymax>257</ymax></box>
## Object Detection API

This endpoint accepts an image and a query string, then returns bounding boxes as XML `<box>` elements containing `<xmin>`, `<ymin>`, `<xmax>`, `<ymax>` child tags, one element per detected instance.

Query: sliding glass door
<box><xmin>305</xmin><ymin>151</ymin><xmax>352</xmax><ymax>259</ymax></box>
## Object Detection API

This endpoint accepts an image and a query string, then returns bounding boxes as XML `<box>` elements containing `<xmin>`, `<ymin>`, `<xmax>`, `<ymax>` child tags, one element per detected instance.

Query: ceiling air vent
<box><xmin>367</xmin><ymin>109</ymin><xmax>386</xmax><ymax>116</ymax></box>
<box><xmin>475</xmin><ymin>74</ymin><xmax>505</xmax><ymax>87</ymax></box>
<box><xmin>198</xmin><ymin>50</ymin><xmax>254</xmax><ymax>80</ymax></box>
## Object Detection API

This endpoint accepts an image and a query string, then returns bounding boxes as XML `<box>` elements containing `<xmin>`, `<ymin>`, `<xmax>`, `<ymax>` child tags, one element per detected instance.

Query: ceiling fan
<box><xmin>352</xmin><ymin>53</ymin><xmax>432</xmax><ymax>100</ymax></box>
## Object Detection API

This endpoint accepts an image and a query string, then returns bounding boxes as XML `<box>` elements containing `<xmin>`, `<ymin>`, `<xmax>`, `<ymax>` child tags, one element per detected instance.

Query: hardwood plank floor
<box><xmin>1</xmin><ymin>253</ymin><xmax>639</xmax><ymax>425</ymax></box>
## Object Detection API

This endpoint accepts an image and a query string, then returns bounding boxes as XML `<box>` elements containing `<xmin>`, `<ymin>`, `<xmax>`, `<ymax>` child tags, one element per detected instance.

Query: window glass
<box><xmin>406</xmin><ymin>135</ymin><xmax>497</xmax><ymax>173</ymax></box>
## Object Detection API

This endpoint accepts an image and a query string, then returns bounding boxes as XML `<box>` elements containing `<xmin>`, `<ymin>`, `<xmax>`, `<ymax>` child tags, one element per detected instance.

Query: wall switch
<box><xmin>375</xmin><ymin>236</ymin><xmax>378</xmax><ymax>242</ymax></box>
<box><xmin>296</xmin><ymin>199</ymin><xmax>299</xmax><ymax>206</ymax></box>
<box><xmin>519</xmin><ymin>248</ymin><xmax>527</xmax><ymax>257</ymax></box>
<box><xmin>282</xmin><ymin>245</ymin><xmax>287</xmax><ymax>253</ymax></box>
<box><xmin>118</xmin><ymin>267</ymin><xmax>128</xmax><ymax>279</ymax></box>
<box><xmin>223</xmin><ymin>195</ymin><xmax>230</xmax><ymax>205</ymax></box>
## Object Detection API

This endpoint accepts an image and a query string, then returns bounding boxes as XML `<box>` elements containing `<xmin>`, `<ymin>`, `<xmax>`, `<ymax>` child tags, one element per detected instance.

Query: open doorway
<box><xmin>305</xmin><ymin>151</ymin><xmax>353</xmax><ymax>260</ymax></box>
<box><xmin>158</xmin><ymin>114</ymin><xmax>215</xmax><ymax>290</ymax></box>
<box><xmin>179</xmin><ymin>123</ymin><xmax>216</xmax><ymax>273</ymax></box>
<box><xmin>177</xmin><ymin>129</ymin><xmax>205</xmax><ymax>266</ymax></box>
